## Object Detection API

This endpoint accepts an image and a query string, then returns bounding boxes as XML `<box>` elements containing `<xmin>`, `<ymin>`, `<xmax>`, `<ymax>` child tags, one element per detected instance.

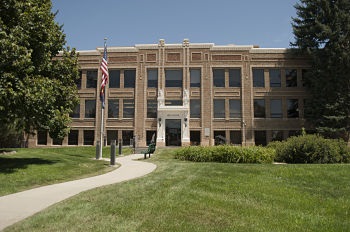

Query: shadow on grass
<box><xmin>0</xmin><ymin>157</ymin><xmax>56</xmax><ymax>174</ymax></box>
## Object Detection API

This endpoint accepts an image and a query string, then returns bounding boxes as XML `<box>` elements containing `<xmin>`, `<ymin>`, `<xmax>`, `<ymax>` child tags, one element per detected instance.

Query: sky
<box><xmin>52</xmin><ymin>0</ymin><xmax>299</xmax><ymax>51</ymax></box>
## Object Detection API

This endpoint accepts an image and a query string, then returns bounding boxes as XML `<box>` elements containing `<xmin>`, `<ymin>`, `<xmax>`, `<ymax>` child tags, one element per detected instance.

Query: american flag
<box><xmin>100</xmin><ymin>40</ymin><xmax>108</xmax><ymax>108</ymax></box>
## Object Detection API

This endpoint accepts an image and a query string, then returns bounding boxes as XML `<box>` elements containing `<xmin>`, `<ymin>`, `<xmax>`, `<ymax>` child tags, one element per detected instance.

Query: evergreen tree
<box><xmin>0</xmin><ymin>0</ymin><xmax>79</xmax><ymax>146</ymax></box>
<box><xmin>291</xmin><ymin>0</ymin><xmax>350</xmax><ymax>141</ymax></box>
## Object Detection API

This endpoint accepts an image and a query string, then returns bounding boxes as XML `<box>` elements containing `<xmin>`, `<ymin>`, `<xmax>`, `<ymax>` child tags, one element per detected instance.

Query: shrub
<box><xmin>174</xmin><ymin>145</ymin><xmax>275</xmax><ymax>164</ymax></box>
<box><xmin>268</xmin><ymin>134</ymin><xmax>350</xmax><ymax>164</ymax></box>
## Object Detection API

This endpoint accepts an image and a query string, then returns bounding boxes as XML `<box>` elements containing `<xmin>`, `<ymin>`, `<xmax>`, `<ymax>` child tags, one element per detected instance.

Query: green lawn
<box><xmin>0</xmin><ymin>147</ymin><xmax>131</xmax><ymax>196</ymax></box>
<box><xmin>4</xmin><ymin>148</ymin><xmax>350</xmax><ymax>232</ymax></box>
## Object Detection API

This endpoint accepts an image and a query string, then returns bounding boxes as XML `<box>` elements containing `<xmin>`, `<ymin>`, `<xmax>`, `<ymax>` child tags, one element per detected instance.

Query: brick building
<box><xmin>30</xmin><ymin>39</ymin><xmax>311</xmax><ymax>148</ymax></box>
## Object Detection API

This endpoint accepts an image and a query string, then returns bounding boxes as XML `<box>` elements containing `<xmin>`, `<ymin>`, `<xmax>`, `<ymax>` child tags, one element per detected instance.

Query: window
<box><xmin>229</xmin><ymin>99</ymin><xmax>241</xmax><ymax>118</ymax></box>
<box><xmin>190</xmin><ymin>99</ymin><xmax>201</xmax><ymax>118</ymax></box>
<box><xmin>214</xmin><ymin>131</ymin><xmax>227</xmax><ymax>145</ymax></box>
<box><xmin>37</xmin><ymin>130</ymin><xmax>47</xmax><ymax>145</ymax></box>
<box><xmin>83</xmin><ymin>130</ymin><xmax>94</xmax><ymax>145</ymax></box>
<box><xmin>70</xmin><ymin>104</ymin><xmax>80</xmax><ymax>118</ymax></box>
<box><xmin>123</xmin><ymin>99</ymin><xmax>134</xmax><ymax>118</ymax></box>
<box><xmin>190</xmin><ymin>131</ymin><xmax>201</xmax><ymax>146</ymax></box>
<box><xmin>270</xmin><ymin>69</ymin><xmax>281</xmax><ymax>87</ymax></box>
<box><xmin>86</xmin><ymin>70</ymin><xmax>97</xmax><ymax>88</ymax></box>
<box><xmin>254</xmin><ymin>99</ymin><xmax>266</xmax><ymax>118</ymax></box>
<box><xmin>107</xmin><ymin>130</ymin><xmax>118</xmax><ymax>145</ymax></box>
<box><xmin>108</xmin><ymin>99</ymin><xmax>119</xmax><ymax>118</ymax></box>
<box><xmin>147</xmin><ymin>69</ymin><xmax>158</xmax><ymax>88</ymax></box>
<box><xmin>165</xmin><ymin>100</ymin><xmax>183</xmax><ymax>106</ymax></box>
<box><xmin>213</xmin><ymin>99</ymin><xmax>225</xmax><ymax>118</ymax></box>
<box><xmin>122</xmin><ymin>130</ymin><xmax>134</xmax><ymax>146</ymax></box>
<box><xmin>213</xmin><ymin>69</ymin><xmax>225</xmax><ymax>87</ymax></box>
<box><xmin>286</xmin><ymin>69</ymin><xmax>297</xmax><ymax>87</ymax></box>
<box><xmin>146</xmin><ymin>131</ymin><xmax>157</xmax><ymax>145</ymax></box>
<box><xmin>147</xmin><ymin>100</ymin><xmax>157</xmax><ymax>118</ymax></box>
<box><xmin>270</xmin><ymin>99</ymin><xmax>282</xmax><ymax>118</ymax></box>
<box><xmin>124</xmin><ymin>69</ymin><xmax>136</xmax><ymax>88</ymax></box>
<box><xmin>68</xmin><ymin>130</ymin><xmax>79</xmax><ymax>145</ymax></box>
<box><xmin>76</xmin><ymin>71</ymin><xmax>82</xmax><ymax>89</ymax></box>
<box><xmin>301</xmin><ymin>69</ymin><xmax>309</xmax><ymax>87</ymax></box>
<box><xmin>287</xmin><ymin>99</ymin><xmax>299</xmax><ymax>118</ymax></box>
<box><xmin>229</xmin><ymin>69</ymin><xmax>241</xmax><ymax>87</ymax></box>
<box><xmin>253</xmin><ymin>69</ymin><xmax>265</xmax><ymax>87</ymax></box>
<box><xmin>85</xmin><ymin>100</ymin><xmax>96</xmax><ymax>118</ymax></box>
<box><xmin>165</xmin><ymin>69</ymin><xmax>182</xmax><ymax>87</ymax></box>
<box><xmin>230</xmin><ymin>131</ymin><xmax>242</xmax><ymax>145</ymax></box>
<box><xmin>52</xmin><ymin>137</ymin><xmax>63</xmax><ymax>145</ymax></box>
<box><xmin>255</xmin><ymin>131</ymin><xmax>266</xmax><ymax>146</ymax></box>
<box><xmin>190</xmin><ymin>69</ymin><xmax>201</xmax><ymax>87</ymax></box>
<box><xmin>109</xmin><ymin>70</ymin><xmax>120</xmax><ymax>88</ymax></box>
<box><xmin>272</xmin><ymin>130</ymin><xmax>284</xmax><ymax>141</ymax></box>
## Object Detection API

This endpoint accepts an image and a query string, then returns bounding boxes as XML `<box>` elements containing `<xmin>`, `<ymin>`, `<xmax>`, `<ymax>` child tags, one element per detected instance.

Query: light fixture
<box><xmin>158</xmin><ymin>118</ymin><xmax>161</xmax><ymax>127</ymax></box>
<box><xmin>184</xmin><ymin>117</ymin><xmax>188</xmax><ymax>127</ymax></box>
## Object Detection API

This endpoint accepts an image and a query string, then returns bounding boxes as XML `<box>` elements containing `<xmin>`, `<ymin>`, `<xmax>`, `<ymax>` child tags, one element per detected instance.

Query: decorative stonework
<box><xmin>212</xmin><ymin>54</ymin><xmax>242</xmax><ymax>61</ymax></box>
<box><xmin>167</xmin><ymin>53</ymin><xmax>181</xmax><ymax>62</ymax></box>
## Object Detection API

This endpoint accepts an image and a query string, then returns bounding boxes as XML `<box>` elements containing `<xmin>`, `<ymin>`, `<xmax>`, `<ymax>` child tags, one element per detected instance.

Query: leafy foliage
<box><xmin>291</xmin><ymin>0</ymin><xmax>350</xmax><ymax>141</ymax></box>
<box><xmin>0</xmin><ymin>0</ymin><xmax>79</xmax><ymax>145</ymax></box>
<box><xmin>174</xmin><ymin>145</ymin><xmax>275</xmax><ymax>164</ymax></box>
<box><xmin>268</xmin><ymin>134</ymin><xmax>350</xmax><ymax>164</ymax></box>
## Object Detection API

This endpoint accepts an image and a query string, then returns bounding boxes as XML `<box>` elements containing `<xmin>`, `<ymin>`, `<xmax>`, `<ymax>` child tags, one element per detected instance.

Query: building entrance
<box><xmin>165</xmin><ymin>119</ymin><xmax>181</xmax><ymax>146</ymax></box>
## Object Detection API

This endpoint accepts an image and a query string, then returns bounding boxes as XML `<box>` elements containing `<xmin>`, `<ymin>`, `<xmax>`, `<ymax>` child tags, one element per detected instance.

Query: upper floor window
<box><xmin>86</xmin><ymin>70</ymin><xmax>97</xmax><ymax>88</ymax></box>
<box><xmin>70</xmin><ymin>104</ymin><xmax>80</xmax><ymax>118</ymax></box>
<box><xmin>229</xmin><ymin>69</ymin><xmax>241</xmax><ymax>87</ymax></box>
<box><xmin>253</xmin><ymin>69</ymin><xmax>265</xmax><ymax>87</ymax></box>
<box><xmin>213</xmin><ymin>69</ymin><xmax>225</xmax><ymax>87</ymax></box>
<box><xmin>165</xmin><ymin>69</ymin><xmax>182</xmax><ymax>87</ymax></box>
<box><xmin>213</xmin><ymin>99</ymin><xmax>225</xmax><ymax>118</ymax></box>
<box><xmin>124</xmin><ymin>70</ymin><xmax>136</xmax><ymax>88</ymax></box>
<box><xmin>147</xmin><ymin>69</ymin><xmax>158</xmax><ymax>88</ymax></box>
<box><xmin>229</xmin><ymin>99</ymin><xmax>241</xmax><ymax>118</ymax></box>
<box><xmin>285</xmin><ymin>69</ymin><xmax>297</xmax><ymax>87</ymax></box>
<box><xmin>76</xmin><ymin>71</ymin><xmax>82</xmax><ymax>89</ymax></box>
<box><xmin>270</xmin><ymin>69</ymin><xmax>281</xmax><ymax>87</ymax></box>
<box><xmin>85</xmin><ymin>100</ymin><xmax>96</xmax><ymax>118</ymax></box>
<box><xmin>190</xmin><ymin>99</ymin><xmax>201</xmax><ymax>118</ymax></box>
<box><xmin>108</xmin><ymin>99</ymin><xmax>119</xmax><ymax>118</ymax></box>
<box><xmin>254</xmin><ymin>99</ymin><xmax>266</xmax><ymax>118</ymax></box>
<box><xmin>190</xmin><ymin>69</ymin><xmax>201</xmax><ymax>88</ymax></box>
<box><xmin>109</xmin><ymin>70</ymin><xmax>120</xmax><ymax>88</ymax></box>
<box><xmin>147</xmin><ymin>99</ymin><xmax>157</xmax><ymax>118</ymax></box>
<box><xmin>270</xmin><ymin>99</ymin><xmax>282</xmax><ymax>118</ymax></box>
<box><xmin>165</xmin><ymin>99</ymin><xmax>183</xmax><ymax>106</ymax></box>
<box><xmin>123</xmin><ymin>99</ymin><xmax>134</xmax><ymax>118</ymax></box>
<box><xmin>301</xmin><ymin>69</ymin><xmax>309</xmax><ymax>87</ymax></box>
<box><xmin>287</xmin><ymin>99</ymin><xmax>299</xmax><ymax>118</ymax></box>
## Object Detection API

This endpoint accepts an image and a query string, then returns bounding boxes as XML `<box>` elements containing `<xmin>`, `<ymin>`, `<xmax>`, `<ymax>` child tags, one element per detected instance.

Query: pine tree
<box><xmin>291</xmin><ymin>0</ymin><xmax>350</xmax><ymax>142</ymax></box>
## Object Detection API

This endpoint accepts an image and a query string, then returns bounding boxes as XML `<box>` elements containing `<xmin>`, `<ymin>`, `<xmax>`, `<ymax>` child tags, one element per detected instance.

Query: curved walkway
<box><xmin>0</xmin><ymin>153</ymin><xmax>157</xmax><ymax>231</ymax></box>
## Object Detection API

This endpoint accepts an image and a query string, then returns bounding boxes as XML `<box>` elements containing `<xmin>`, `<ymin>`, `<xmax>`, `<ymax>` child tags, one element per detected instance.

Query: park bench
<box><xmin>142</xmin><ymin>143</ymin><xmax>156</xmax><ymax>159</ymax></box>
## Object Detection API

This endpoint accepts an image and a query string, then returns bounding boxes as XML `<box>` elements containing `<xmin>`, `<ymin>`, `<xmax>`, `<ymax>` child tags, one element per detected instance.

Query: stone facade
<box><xmin>29</xmin><ymin>39</ymin><xmax>311</xmax><ymax>148</ymax></box>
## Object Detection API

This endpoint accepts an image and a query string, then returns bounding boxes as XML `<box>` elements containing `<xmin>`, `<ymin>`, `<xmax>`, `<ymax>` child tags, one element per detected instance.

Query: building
<box><xmin>30</xmin><ymin>39</ymin><xmax>311</xmax><ymax>148</ymax></box>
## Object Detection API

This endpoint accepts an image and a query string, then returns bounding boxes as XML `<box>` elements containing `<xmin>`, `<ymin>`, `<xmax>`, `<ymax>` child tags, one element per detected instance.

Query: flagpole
<box><xmin>98</xmin><ymin>38</ymin><xmax>108</xmax><ymax>160</ymax></box>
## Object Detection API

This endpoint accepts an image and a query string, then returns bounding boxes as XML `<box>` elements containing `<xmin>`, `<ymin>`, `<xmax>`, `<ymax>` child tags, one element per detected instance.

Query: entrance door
<box><xmin>165</xmin><ymin>119</ymin><xmax>181</xmax><ymax>146</ymax></box>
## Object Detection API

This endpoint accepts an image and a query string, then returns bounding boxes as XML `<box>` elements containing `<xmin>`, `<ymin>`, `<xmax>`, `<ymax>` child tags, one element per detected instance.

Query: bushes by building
<box><xmin>268</xmin><ymin>134</ymin><xmax>350</xmax><ymax>164</ymax></box>
<box><xmin>174</xmin><ymin>145</ymin><xmax>275</xmax><ymax>164</ymax></box>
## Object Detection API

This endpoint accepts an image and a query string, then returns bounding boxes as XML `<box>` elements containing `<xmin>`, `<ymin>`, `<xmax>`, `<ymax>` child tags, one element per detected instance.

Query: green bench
<box><xmin>142</xmin><ymin>143</ymin><xmax>156</xmax><ymax>159</ymax></box>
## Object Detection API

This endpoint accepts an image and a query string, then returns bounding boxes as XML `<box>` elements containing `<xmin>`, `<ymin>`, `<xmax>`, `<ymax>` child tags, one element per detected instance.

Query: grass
<box><xmin>0</xmin><ymin>147</ymin><xmax>132</xmax><ymax>196</ymax></box>
<box><xmin>4</xmin><ymin>148</ymin><xmax>350</xmax><ymax>232</ymax></box>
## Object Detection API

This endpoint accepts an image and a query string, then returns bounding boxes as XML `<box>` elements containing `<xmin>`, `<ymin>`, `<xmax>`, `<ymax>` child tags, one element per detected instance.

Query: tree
<box><xmin>291</xmin><ymin>0</ymin><xmax>350</xmax><ymax>142</ymax></box>
<box><xmin>0</xmin><ymin>0</ymin><xmax>79</xmax><ymax>146</ymax></box>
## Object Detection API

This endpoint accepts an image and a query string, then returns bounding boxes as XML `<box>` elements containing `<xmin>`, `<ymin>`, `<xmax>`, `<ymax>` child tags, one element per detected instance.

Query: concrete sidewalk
<box><xmin>0</xmin><ymin>153</ymin><xmax>157</xmax><ymax>231</ymax></box>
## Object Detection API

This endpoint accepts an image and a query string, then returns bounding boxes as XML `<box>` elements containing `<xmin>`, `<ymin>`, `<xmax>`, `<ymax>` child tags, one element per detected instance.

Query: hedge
<box><xmin>267</xmin><ymin>134</ymin><xmax>350</xmax><ymax>164</ymax></box>
<box><xmin>174</xmin><ymin>145</ymin><xmax>275</xmax><ymax>164</ymax></box>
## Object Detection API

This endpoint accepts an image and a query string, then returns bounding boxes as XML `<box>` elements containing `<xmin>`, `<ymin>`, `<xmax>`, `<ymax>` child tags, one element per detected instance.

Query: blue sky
<box><xmin>52</xmin><ymin>0</ymin><xmax>299</xmax><ymax>50</ymax></box>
